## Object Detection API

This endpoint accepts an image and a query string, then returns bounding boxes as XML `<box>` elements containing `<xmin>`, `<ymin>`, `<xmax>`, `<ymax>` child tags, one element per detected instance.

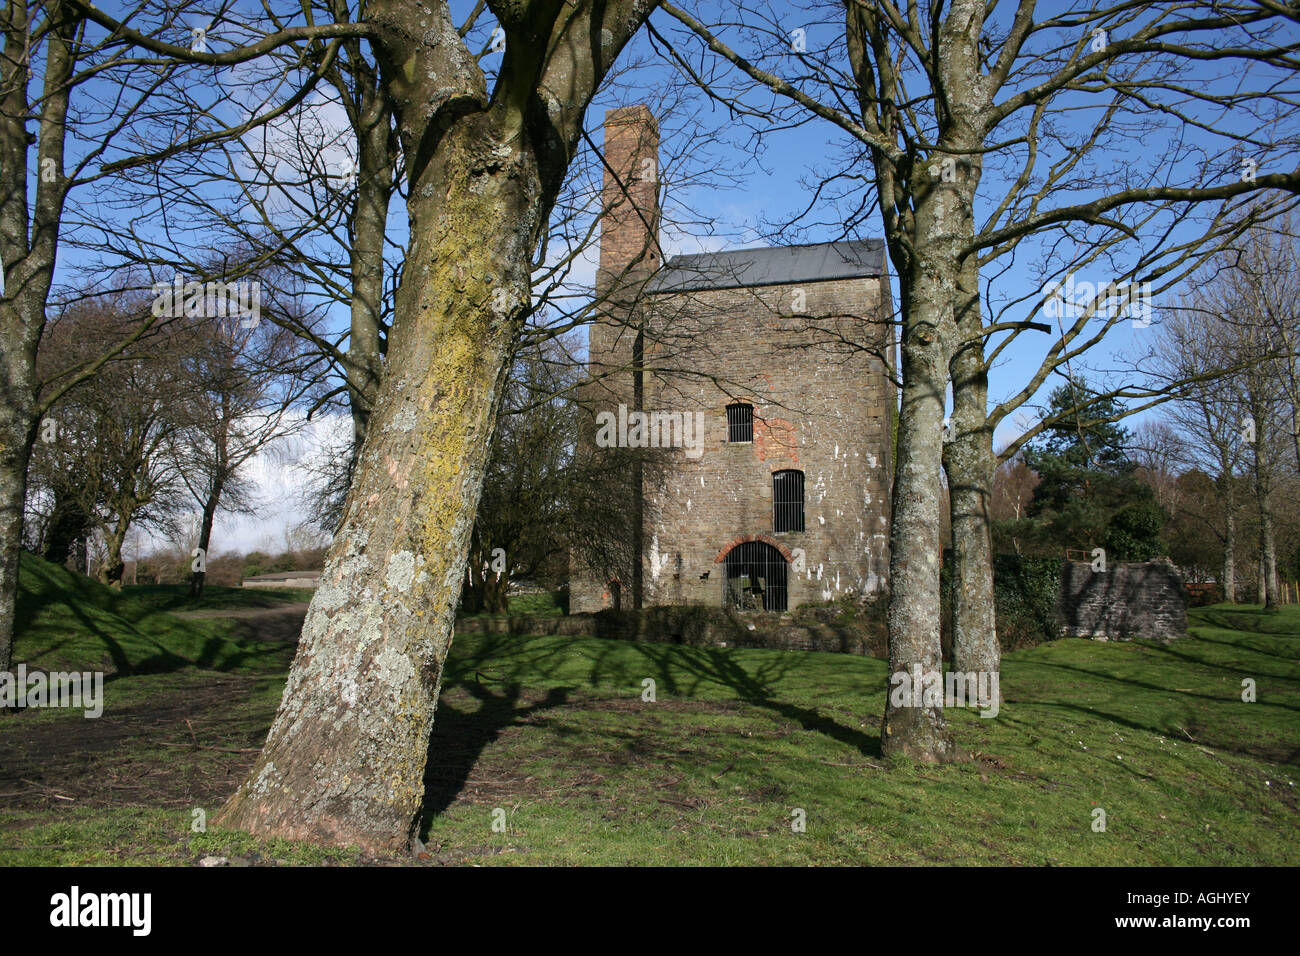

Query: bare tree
<box><xmin>79</xmin><ymin>0</ymin><xmax>666</xmax><ymax>852</ymax></box>
<box><xmin>29</xmin><ymin>289</ymin><xmax>195</xmax><ymax>585</ymax></box>
<box><xmin>461</xmin><ymin>332</ymin><xmax>646</xmax><ymax>612</ymax></box>
<box><xmin>656</xmin><ymin>0</ymin><xmax>1300</xmax><ymax>760</ymax></box>
<box><xmin>0</xmin><ymin>0</ymin><xmax>369</xmax><ymax>668</ymax></box>
<box><xmin>1147</xmin><ymin>302</ymin><xmax>1251</xmax><ymax>599</ymax></box>
<box><xmin>177</xmin><ymin>285</ymin><xmax>320</xmax><ymax>598</ymax></box>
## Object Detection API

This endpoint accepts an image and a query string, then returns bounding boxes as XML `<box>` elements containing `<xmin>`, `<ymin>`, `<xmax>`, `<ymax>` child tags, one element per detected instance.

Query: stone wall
<box><xmin>1055</xmin><ymin>559</ymin><xmax>1188</xmax><ymax>642</ymax></box>
<box><xmin>632</xmin><ymin>277</ymin><xmax>894</xmax><ymax>611</ymax></box>
<box><xmin>456</xmin><ymin>604</ymin><xmax>888</xmax><ymax>658</ymax></box>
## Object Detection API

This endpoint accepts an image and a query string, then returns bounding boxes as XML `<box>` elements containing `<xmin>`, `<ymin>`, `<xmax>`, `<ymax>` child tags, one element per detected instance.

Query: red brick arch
<box><xmin>713</xmin><ymin>534</ymin><xmax>794</xmax><ymax>564</ymax></box>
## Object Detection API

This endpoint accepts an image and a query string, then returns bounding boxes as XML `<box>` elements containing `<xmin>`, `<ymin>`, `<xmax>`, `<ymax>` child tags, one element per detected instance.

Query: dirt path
<box><xmin>0</xmin><ymin>673</ymin><xmax>270</xmax><ymax>812</ymax></box>
<box><xmin>171</xmin><ymin>603</ymin><xmax>311</xmax><ymax>643</ymax></box>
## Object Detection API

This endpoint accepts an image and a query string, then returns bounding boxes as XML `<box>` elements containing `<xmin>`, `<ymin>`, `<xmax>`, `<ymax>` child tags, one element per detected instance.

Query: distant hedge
<box><xmin>942</xmin><ymin>552</ymin><xmax>1062</xmax><ymax>656</ymax></box>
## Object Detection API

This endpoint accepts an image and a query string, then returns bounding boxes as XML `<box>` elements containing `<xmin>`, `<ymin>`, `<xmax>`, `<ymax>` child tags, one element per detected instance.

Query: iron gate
<box><xmin>722</xmin><ymin>540</ymin><xmax>788</xmax><ymax>612</ymax></box>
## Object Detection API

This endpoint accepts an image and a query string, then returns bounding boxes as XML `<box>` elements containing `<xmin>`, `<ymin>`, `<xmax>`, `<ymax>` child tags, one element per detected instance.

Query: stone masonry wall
<box><xmin>1055</xmin><ymin>559</ymin><xmax>1188</xmax><ymax>642</ymax></box>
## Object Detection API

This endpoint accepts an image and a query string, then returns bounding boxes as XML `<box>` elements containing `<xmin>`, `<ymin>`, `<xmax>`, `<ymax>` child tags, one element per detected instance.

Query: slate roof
<box><xmin>647</xmin><ymin>239</ymin><xmax>885</xmax><ymax>294</ymax></box>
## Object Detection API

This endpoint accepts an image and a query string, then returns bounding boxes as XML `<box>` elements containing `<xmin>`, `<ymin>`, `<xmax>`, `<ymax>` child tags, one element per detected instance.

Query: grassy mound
<box><xmin>12</xmin><ymin>552</ymin><xmax>290</xmax><ymax>676</ymax></box>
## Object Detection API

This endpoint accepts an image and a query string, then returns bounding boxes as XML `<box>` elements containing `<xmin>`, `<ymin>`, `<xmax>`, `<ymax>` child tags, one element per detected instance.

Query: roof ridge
<box><xmin>664</xmin><ymin>237</ymin><xmax>879</xmax><ymax>261</ymax></box>
<box><xmin>648</xmin><ymin>238</ymin><xmax>884</xmax><ymax>294</ymax></box>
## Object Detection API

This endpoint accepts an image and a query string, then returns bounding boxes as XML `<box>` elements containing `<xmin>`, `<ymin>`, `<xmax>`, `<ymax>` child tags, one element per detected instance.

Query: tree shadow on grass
<box><xmin>419</xmin><ymin>634</ymin><xmax>882</xmax><ymax>832</ymax></box>
<box><xmin>1027</xmin><ymin>651</ymin><xmax>1299</xmax><ymax>716</ymax></box>
<box><xmin>449</xmin><ymin>631</ymin><xmax>882</xmax><ymax>758</ymax></box>
<box><xmin>416</xmin><ymin>679</ymin><xmax>571</xmax><ymax>836</ymax></box>
<box><xmin>1191</xmin><ymin>607</ymin><xmax>1300</xmax><ymax>637</ymax></box>
<box><xmin>12</xmin><ymin>594</ymin><xmax>292</xmax><ymax>689</ymax></box>
<box><xmin>610</xmin><ymin>641</ymin><xmax>883</xmax><ymax>758</ymax></box>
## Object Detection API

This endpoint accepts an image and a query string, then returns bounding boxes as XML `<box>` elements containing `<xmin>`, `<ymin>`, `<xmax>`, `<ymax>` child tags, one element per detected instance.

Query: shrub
<box><xmin>942</xmin><ymin>552</ymin><xmax>1062</xmax><ymax>655</ymax></box>
<box><xmin>1104</xmin><ymin>501</ymin><xmax>1166</xmax><ymax>561</ymax></box>
<box><xmin>994</xmin><ymin>554</ymin><xmax>1062</xmax><ymax>650</ymax></box>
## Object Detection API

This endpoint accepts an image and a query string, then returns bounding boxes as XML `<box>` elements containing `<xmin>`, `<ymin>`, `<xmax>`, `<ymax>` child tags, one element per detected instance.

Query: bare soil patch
<box><xmin>0</xmin><ymin>673</ymin><xmax>267</xmax><ymax>811</ymax></box>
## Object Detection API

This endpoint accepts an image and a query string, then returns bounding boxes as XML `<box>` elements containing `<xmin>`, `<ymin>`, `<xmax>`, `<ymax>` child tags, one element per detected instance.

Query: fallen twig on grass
<box><xmin>157</xmin><ymin>741</ymin><xmax>260</xmax><ymax>754</ymax></box>
<box><xmin>19</xmin><ymin>778</ymin><xmax>75</xmax><ymax>800</ymax></box>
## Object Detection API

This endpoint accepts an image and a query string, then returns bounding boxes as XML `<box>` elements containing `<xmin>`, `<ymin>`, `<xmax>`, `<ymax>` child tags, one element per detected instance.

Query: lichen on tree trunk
<box><xmin>883</xmin><ymin>317</ymin><xmax>962</xmax><ymax>763</ymax></box>
<box><xmin>0</xmin><ymin>410</ymin><xmax>34</xmax><ymax>673</ymax></box>
<box><xmin>881</xmin><ymin>183</ymin><xmax>972</xmax><ymax>763</ymax></box>
<box><xmin>944</xmin><ymin>255</ymin><xmax>999</xmax><ymax>677</ymax></box>
<box><xmin>944</xmin><ymin>411</ymin><xmax>999</xmax><ymax>675</ymax></box>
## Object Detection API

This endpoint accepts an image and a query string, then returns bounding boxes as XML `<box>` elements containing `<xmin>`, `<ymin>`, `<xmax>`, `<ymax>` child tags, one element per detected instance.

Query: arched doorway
<box><xmin>722</xmin><ymin>541</ymin><xmax>788</xmax><ymax>611</ymax></box>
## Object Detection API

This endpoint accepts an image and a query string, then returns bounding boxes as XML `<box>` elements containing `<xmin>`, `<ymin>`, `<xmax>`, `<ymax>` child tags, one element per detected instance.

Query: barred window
<box><xmin>772</xmin><ymin>469</ymin><xmax>805</xmax><ymax>533</ymax></box>
<box><xmin>727</xmin><ymin>402</ymin><xmax>753</xmax><ymax>443</ymax></box>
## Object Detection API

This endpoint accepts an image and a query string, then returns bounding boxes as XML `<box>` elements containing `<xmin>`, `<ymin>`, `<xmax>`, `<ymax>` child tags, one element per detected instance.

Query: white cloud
<box><xmin>133</xmin><ymin>412</ymin><xmax>350</xmax><ymax>559</ymax></box>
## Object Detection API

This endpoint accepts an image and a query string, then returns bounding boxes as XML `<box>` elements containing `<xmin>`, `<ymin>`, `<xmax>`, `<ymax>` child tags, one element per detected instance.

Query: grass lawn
<box><xmin>1</xmin><ymin>553</ymin><xmax>1296</xmax><ymax>865</ymax></box>
<box><xmin>456</xmin><ymin>589</ymin><xmax>566</xmax><ymax>617</ymax></box>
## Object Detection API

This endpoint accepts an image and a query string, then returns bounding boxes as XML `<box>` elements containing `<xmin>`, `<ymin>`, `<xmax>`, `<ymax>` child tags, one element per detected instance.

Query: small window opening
<box><xmin>773</xmin><ymin>470</ymin><xmax>805</xmax><ymax>533</ymax></box>
<box><xmin>727</xmin><ymin>402</ymin><xmax>753</xmax><ymax>443</ymax></box>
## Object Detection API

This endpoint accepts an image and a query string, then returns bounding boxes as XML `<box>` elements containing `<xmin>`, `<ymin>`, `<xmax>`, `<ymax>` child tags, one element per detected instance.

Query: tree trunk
<box><xmin>1251</xmin><ymin>413</ymin><xmax>1278</xmax><ymax>609</ymax></box>
<box><xmin>459</xmin><ymin>541</ymin><xmax>488</xmax><ymax>615</ymax></box>
<box><xmin>1258</xmin><ymin>497</ymin><xmax>1278</xmax><ymax>609</ymax></box>
<box><xmin>0</xmin><ymin>0</ymin><xmax>74</xmax><ymax>671</ymax></box>
<box><xmin>0</xmin><ymin>406</ymin><xmax>34</xmax><ymax>672</ymax></box>
<box><xmin>216</xmin><ymin>113</ymin><xmax>544</xmax><ymax>854</ymax></box>
<box><xmin>189</xmin><ymin>492</ymin><xmax>220</xmax><ymax>600</ymax></box>
<box><xmin>344</xmin><ymin>81</ymin><xmax>393</xmax><ymax>454</ymax></box>
<box><xmin>944</xmin><ymin>407</ymin><xmax>999</xmax><ymax>674</ymax></box>
<box><xmin>98</xmin><ymin>515</ymin><xmax>129</xmax><ymax>588</ymax></box>
<box><xmin>215</xmin><ymin>0</ymin><xmax>655</xmax><ymax>854</ymax></box>
<box><xmin>1221</xmin><ymin>476</ymin><xmax>1235</xmax><ymax>603</ymax></box>
<box><xmin>944</xmin><ymin>255</ymin><xmax>999</xmax><ymax>676</ymax></box>
<box><xmin>485</xmin><ymin>569</ymin><xmax>510</xmax><ymax>613</ymax></box>
<box><xmin>876</xmin><ymin>2</ymin><xmax>987</xmax><ymax>758</ymax></box>
<box><xmin>878</xmin><ymin>135</ymin><xmax>983</xmax><ymax>761</ymax></box>
<box><xmin>884</xmin><ymin>319</ymin><xmax>961</xmax><ymax>761</ymax></box>
<box><xmin>882</xmin><ymin>170</ymin><xmax>971</xmax><ymax>760</ymax></box>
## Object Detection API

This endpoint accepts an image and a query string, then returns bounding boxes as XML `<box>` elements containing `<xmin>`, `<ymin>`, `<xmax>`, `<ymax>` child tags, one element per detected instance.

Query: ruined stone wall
<box><xmin>456</xmin><ymin>604</ymin><xmax>888</xmax><ymax>658</ymax></box>
<box><xmin>1055</xmin><ymin>558</ymin><xmax>1188</xmax><ymax>642</ymax></box>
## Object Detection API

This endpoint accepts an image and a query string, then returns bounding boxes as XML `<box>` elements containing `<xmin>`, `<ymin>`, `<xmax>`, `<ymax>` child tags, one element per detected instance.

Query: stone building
<box><xmin>570</xmin><ymin>105</ymin><xmax>895</xmax><ymax>614</ymax></box>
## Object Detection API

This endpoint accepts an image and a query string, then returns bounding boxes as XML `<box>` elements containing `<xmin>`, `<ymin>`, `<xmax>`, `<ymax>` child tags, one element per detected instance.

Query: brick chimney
<box><xmin>596</xmin><ymin>105</ymin><xmax>661</xmax><ymax>298</ymax></box>
<box><xmin>583</xmin><ymin>106</ymin><xmax>660</xmax><ymax>614</ymax></box>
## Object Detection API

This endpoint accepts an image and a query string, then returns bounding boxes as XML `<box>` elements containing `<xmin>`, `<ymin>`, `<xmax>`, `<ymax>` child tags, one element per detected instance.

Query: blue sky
<box><xmin>43</xmin><ymin>2</ymin><xmax>1300</xmax><ymax>555</ymax></box>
